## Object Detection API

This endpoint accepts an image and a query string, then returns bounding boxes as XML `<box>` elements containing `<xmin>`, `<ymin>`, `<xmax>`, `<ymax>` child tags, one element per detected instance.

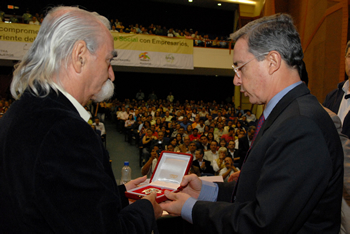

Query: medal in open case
<box><xmin>125</xmin><ymin>151</ymin><xmax>193</xmax><ymax>203</ymax></box>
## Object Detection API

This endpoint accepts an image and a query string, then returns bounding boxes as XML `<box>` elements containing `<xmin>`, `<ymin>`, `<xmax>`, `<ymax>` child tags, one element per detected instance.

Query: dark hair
<box><xmin>196</xmin><ymin>148</ymin><xmax>204</xmax><ymax>156</ymax></box>
<box><xmin>176</xmin><ymin>133</ymin><xmax>183</xmax><ymax>144</ymax></box>
<box><xmin>169</xmin><ymin>137</ymin><xmax>177</xmax><ymax>146</ymax></box>
<box><xmin>151</xmin><ymin>145</ymin><xmax>159</xmax><ymax>152</ymax></box>
<box><xmin>219</xmin><ymin>139</ymin><xmax>227</xmax><ymax>147</ymax></box>
<box><xmin>225</xmin><ymin>156</ymin><xmax>233</xmax><ymax>161</ymax></box>
<box><xmin>144</xmin><ymin>121</ymin><xmax>151</xmax><ymax>128</ymax></box>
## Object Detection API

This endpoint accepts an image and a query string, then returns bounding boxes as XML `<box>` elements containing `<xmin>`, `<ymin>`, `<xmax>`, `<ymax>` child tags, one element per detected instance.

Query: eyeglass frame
<box><xmin>232</xmin><ymin>52</ymin><xmax>269</xmax><ymax>78</ymax></box>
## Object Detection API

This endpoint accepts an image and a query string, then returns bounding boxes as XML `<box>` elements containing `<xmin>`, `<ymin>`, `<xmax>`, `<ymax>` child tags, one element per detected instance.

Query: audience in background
<box><xmin>3</xmin><ymin>8</ymin><xmax>231</xmax><ymax>47</ymax></box>
<box><xmin>0</xmin><ymin>91</ymin><xmax>259</xmax><ymax>179</ymax></box>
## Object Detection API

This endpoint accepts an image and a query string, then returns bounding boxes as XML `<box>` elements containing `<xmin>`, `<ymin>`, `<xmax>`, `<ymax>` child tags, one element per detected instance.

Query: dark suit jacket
<box><xmin>192</xmin><ymin>159</ymin><xmax>214</xmax><ymax>175</ymax></box>
<box><xmin>227</xmin><ymin>149</ymin><xmax>239</xmax><ymax>160</ymax></box>
<box><xmin>323</xmin><ymin>81</ymin><xmax>350</xmax><ymax>138</ymax></box>
<box><xmin>0</xmin><ymin>89</ymin><xmax>156</xmax><ymax>233</ymax></box>
<box><xmin>237</xmin><ymin>136</ymin><xmax>250</xmax><ymax>168</ymax></box>
<box><xmin>192</xmin><ymin>84</ymin><xmax>344</xmax><ymax>233</ymax></box>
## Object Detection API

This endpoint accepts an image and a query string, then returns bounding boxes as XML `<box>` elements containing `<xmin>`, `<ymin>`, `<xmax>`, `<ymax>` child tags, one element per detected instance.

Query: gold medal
<box><xmin>142</xmin><ymin>188</ymin><xmax>162</xmax><ymax>195</ymax></box>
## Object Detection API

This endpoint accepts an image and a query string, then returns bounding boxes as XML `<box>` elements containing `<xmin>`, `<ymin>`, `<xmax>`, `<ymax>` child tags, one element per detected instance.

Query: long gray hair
<box><xmin>10</xmin><ymin>6</ymin><xmax>110</xmax><ymax>99</ymax></box>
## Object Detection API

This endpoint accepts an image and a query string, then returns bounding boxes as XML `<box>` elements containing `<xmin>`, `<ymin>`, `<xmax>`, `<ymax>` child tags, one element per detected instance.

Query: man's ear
<box><xmin>266</xmin><ymin>51</ymin><xmax>281</xmax><ymax>75</ymax></box>
<box><xmin>72</xmin><ymin>40</ymin><xmax>88</xmax><ymax>73</ymax></box>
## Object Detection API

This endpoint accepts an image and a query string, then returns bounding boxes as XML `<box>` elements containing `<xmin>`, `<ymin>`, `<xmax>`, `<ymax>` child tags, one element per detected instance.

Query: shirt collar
<box><xmin>53</xmin><ymin>83</ymin><xmax>90</xmax><ymax>122</ymax></box>
<box><xmin>263</xmin><ymin>81</ymin><xmax>302</xmax><ymax>120</ymax></box>
<box><xmin>342</xmin><ymin>80</ymin><xmax>350</xmax><ymax>94</ymax></box>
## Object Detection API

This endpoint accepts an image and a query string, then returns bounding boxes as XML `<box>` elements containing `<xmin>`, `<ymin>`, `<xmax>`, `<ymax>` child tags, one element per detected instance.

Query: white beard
<box><xmin>92</xmin><ymin>79</ymin><xmax>114</xmax><ymax>102</ymax></box>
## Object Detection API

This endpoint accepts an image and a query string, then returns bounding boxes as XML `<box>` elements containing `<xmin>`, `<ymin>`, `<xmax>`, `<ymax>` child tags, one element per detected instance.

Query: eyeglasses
<box><xmin>232</xmin><ymin>53</ymin><xmax>268</xmax><ymax>78</ymax></box>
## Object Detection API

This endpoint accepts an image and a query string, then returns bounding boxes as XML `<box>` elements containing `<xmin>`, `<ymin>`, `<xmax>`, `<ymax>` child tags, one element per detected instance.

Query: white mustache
<box><xmin>92</xmin><ymin>79</ymin><xmax>114</xmax><ymax>102</ymax></box>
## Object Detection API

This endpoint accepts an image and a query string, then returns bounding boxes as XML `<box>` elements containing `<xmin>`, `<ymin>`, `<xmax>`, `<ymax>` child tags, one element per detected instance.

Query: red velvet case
<box><xmin>125</xmin><ymin>151</ymin><xmax>193</xmax><ymax>203</ymax></box>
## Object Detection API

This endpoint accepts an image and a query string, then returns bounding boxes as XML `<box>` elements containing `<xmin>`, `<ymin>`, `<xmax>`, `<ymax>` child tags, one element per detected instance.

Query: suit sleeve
<box><xmin>191</xmin><ymin>117</ymin><xmax>341</xmax><ymax>233</ymax></box>
<box><xmin>34</xmin><ymin>117</ymin><xmax>156</xmax><ymax>233</ymax></box>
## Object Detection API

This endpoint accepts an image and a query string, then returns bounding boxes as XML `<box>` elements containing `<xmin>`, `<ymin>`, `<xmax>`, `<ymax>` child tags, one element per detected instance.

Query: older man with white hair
<box><xmin>0</xmin><ymin>6</ymin><xmax>161</xmax><ymax>233</ymax></box>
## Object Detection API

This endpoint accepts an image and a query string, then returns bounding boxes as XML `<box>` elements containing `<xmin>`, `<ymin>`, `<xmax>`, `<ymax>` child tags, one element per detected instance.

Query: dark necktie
<box><xmin>345</xmin><ymin>94</ymin><xmax>350</xmax><ymax>99</ymax></box>
<box><xmin>232</xmin><ymin>114</ymin><xmax>265</xmax><ymax>202</ymax></box>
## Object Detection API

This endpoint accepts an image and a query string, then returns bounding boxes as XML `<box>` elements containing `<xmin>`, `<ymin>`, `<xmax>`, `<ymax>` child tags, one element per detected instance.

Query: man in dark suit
<box><xmin>0</xmin><ymin>6</ymin><xmax>161</xmax><ymax>233</ymax></box>
<box><xmin>226</xmin><ymin>140</ymin><xmax>240</xmax><ymax>167</ymax></box>
<box><xmin>192</xmin><ymin>148</ymin><xmax>215</xmax><ymax>176</ymax></box>
<box><xmin>160</xmin><ymin>14</ymin><xmax>343</xmax><ymax>233</ymax></box>
<box><xmin>323</xmin><ymin>40</ymin><xmax>350</xmax><ymax>138</ymax></box>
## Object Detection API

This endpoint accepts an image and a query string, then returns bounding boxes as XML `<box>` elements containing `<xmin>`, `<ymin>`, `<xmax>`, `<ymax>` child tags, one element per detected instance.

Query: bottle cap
<box><xmin>124</xmin><ymin>161</ymin><xmax>129</xmax><ymax>166</ymax></box>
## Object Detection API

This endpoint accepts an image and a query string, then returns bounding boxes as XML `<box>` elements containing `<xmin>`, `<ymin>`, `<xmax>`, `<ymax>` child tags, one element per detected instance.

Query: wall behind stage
<box><xmin>264</xmin><ymin>0</ymin><xmax>348</xmax><ymax>103</ymax></box>
<box><xmin>112</xmin><ymin>71</ymin><xmax>235</xmax><ymax>103</ymax></box>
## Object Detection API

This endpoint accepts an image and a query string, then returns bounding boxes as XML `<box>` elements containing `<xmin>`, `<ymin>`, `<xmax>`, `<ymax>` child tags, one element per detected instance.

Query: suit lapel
<box><xmin>333</xmin><ymin>81</ymin><xmax>345</xmax><ymax>112</ymax></box>
<box><xmin>250</xmin><ymin>84</ymin><xmax>310</xmax><ymax>151</ymax></box>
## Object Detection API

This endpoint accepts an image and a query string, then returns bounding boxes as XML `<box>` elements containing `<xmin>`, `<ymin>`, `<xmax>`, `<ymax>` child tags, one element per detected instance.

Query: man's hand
<box><xmin>160</xmin><ymin>191</ymin><xmax>191</xmax><ymax>216</ymax></box>
<box><xmin>142</xmin><ymin>192</ymin><xmax>163</xmax><ymax>219</ymax></box>
<box><xmin>180</xmin><ymin>174</ymin><xmax>202</xmax><ymax>199</ymax></box>
<box><xmin>200</xmin><ymin>162</ymin><xmax>206</xmax><ymax>169</ymax></box>
<box><xmin>124</xmin><ymin>175</ymin><xmax>147</xmax><ymax>191</ymax></box>
<box><xmin>228</xmin><ymin>171</ymin><xmax>240</xmax><ymax>182</ymax></box>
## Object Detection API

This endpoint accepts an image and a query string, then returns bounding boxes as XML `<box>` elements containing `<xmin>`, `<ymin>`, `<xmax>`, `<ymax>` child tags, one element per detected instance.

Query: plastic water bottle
<box><xmin>121</xmin><ymin>161</ymin><xmax>131</xmax><ymax>184</ymax></box>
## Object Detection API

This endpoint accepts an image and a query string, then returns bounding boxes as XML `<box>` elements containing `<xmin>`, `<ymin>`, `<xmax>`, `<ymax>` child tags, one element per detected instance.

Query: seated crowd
<box><xmin>111</xmin><ymin>94</ymin><xmax>258</xmax><ymax>181</ymax></box>
<box><xmin>0</xmin><ymin>8</ymin><xmax>231</xmax><ymax>48</ymax></box>
<box><xmin>2</xmin><ymin>92</ymin><xmax>257</xmax><ymax>182</ymax></box>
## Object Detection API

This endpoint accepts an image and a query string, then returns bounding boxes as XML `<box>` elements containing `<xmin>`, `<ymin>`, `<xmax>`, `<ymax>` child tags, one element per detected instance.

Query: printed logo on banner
<box><xmin>139</xmin><ymin>52</ymin><xmax>150</xmax><ymax>61</ymax></box>
<box><xmin>165</xmin><ymin>54</ymin><xmax>175</xmax><ymax>63</ymax></box>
